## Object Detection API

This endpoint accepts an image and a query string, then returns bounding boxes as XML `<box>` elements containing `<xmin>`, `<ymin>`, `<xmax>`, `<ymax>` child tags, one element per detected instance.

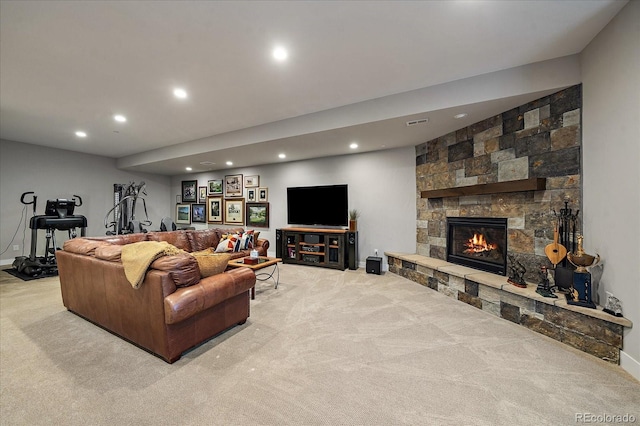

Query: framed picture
<box><xmin>207</xmin><ymin>197</ymin><xmax>223</xmax><ymax>223</ymax></box>
<box><xmin>207</xmin><ymin>179</ymin><xmax>223</xmax><ymax>195</ymax></box>
<box><xmin>247</xmin><ymin>188</ymin><xmax>257</xmax><ymax>202</ymax></box>
<box><xmin>181</xmin><ymin>180</ymin><xmax>197</xmax><ymax>203</ymax></box>
<box><xmin>198</xmin><ymin>186</ymin><xmax>207</xmax><ymax>203</ymax></box>
<box><xmin>224</xmin><ymin>174</ymin><xmax>243</xmax><ymax>197</ymax></box>
<box><xmin>258</xmin><ymin>187</ymin><xmax>268</xmax><ymax>202</ymax></box>
<box><xmin>176</xmin><ymin>195</ymin><xmax>181</xmax><ymax>204</ymax></box>
<box><xmin>223</xmin><ymin>198</ymin><xmax>245</xmax><ymax>225</ymax></box>
<box><xmin>191</xmin><ymin>203</ymin><xmax>206</xmax><ymax>223</ymax></box>
<box><xmin>244</xmin><ymin>175</ymin><xmax>260</xmax><ymax>188</ymax></box>
<box><xmin>176</xmin><ymin>203</ymin><xmax>191</xmax><ymax>225</ymax></box>
<box><xmin>246</xmin><ymin>202</ymin><xmax>269</xmax><ymax>228</ymax></box>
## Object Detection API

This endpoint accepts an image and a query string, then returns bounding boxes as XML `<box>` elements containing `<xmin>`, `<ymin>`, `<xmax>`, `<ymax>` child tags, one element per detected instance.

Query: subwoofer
<box><xmin>275</xmin><ymin>229</ymin><xmax>283</xmax><ymax>258</ymax></box>
<box><xmin>347</xmin><ymin>231</ymin><xmax>358</xmax><ymax>270</ymax></box>
<box><xmin>366</xmin><ymin>256</ymin><xmax>382</xmax><ymax>275</ymax></box>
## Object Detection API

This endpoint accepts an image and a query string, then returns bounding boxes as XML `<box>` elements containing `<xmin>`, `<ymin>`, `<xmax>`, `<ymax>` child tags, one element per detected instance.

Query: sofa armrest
<box><xmin>163</xmin><ymin>267</ymin><xmax>255</xmax><ymax>324</ymax></box>
<box><xmin>255</xmin><ymin>238</ymin><xmax>269</xmax><ymax>254</ymax></box>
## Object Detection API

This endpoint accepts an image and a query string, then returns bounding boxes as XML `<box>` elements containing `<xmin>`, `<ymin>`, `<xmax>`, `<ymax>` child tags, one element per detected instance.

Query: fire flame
<box><xmin>463</xmin><ymin>233</ymin><xmax>497</xmax><ymax>254</ymax></box>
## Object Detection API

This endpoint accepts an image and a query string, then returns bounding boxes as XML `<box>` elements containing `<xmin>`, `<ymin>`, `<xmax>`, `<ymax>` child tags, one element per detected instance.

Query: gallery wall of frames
<box><xmin>175</xmin><ymin>174</ymin><xmax>269</xmax><ymax>228</ymax></box>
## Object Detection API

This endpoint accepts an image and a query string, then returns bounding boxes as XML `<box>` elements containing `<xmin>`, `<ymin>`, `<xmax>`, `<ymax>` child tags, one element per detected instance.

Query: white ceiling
<box><xmin>0</xmin><ymin>1</ymin><xmax>627</xmax><ymax>175</ymax></box>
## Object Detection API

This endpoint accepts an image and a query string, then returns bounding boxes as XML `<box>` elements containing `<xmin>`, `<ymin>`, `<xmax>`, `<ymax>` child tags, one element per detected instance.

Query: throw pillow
<box><xmin>240</xmin><ymin>230</ymin><xmax>254</xmax><ymax>250</ymax></box>
<box><xmin>219</xmin><ymin>232</ymin><xmax>254</xmax><ymax>252</ymax></box>
<box><xmin>215</xmin><ymin>235</ymin><xmax>240</xmax><ymax>252</ymax></box>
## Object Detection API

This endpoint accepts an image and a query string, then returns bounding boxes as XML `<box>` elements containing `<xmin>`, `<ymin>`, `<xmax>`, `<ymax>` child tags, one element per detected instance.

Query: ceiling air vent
<box><xmin>406</xmin><ymin>118</ymin><xmax>428</xmax><ymax>126</ymax></box>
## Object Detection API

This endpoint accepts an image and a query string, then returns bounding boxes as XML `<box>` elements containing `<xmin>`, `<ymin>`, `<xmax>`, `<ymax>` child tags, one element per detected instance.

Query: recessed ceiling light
<box><xmin>350</xmin><ymin>143</ymin><xmax>358</xmax><ymax>149</ymax></box>
<box><xmin>278</xmin><ymin>153</ymin><xmax>286</xmax><ymax>159</ymax></box>
<box><xmin>75</xmin><ymin>131</ymin><xmax>87</xmax><ymax>138</ymax></box>
<box><xmin>173</xmin><ymin>88</ymin><xmax>188</xmax><ymax>99</ymax></box>
<box><xmin>454</xmin><ymin>113</ymin><xmax>468</xmax><ymax>119</ymax></box>
<box><xmin>226</xmin><ymin>161</ymin><xmax>233</xmax><ymax>166</ymax></box>
<box><xmin>185</xmin><ymin>167</ymin><xmax>192</xmax><ymax>171</ymax></box>
<box><xmin>272</xmin><ymin>46</ymin><xmax>288</xmax><ymax>61</ymax></box>
<box><xmin>114</xmin><ymin>114</ymin><xmax>127</xmax><ymax>123</ymax></box>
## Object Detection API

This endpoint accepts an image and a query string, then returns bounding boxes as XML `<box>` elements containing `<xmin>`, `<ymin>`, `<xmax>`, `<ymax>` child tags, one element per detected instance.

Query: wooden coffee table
<box><xmin>227</xmin><ymin>256</ymin><xmax>282</xmax><ymax>299</ymax></box>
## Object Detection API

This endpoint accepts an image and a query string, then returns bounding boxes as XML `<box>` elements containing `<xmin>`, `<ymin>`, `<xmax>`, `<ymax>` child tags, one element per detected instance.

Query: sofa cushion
<box><xmin>62</xmin><ymin>238</ymin><xmax>110</xmax><ymax>256</ymax></box>
<box><xmin>151</xmin><ymin>253</ymin><xmax>200</xmax><ymax>288</ymax></box>
<box><xmin>95</xmin><ymin>244</ymin><xmax>123</xmax><ymax>261</ymax></box>
<box><xmin>186</xmin><ymin>229</ymin><xmax>221</xmax><ymax>252</ymax></box>
<box><xmin>89</xmin><ymin>233</ymin><xmax>148</xmax><ymax>245</ymax></box>
<box><xmin>147</xmin><ymin>231</ymin><xmax>192</xmax><ymax>252</ymax></box>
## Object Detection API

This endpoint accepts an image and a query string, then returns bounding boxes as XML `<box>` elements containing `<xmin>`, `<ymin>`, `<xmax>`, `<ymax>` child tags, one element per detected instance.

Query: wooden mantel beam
<box><xmin>420</xmin><ymin>178</ymin><xmax>546</xmax><ymax>199</ymax></box>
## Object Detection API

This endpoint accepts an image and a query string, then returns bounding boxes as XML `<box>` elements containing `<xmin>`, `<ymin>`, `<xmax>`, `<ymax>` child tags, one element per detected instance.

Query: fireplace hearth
<box><xmin>447</xmin><ymin>217</ymin><xmax>508</xmax><ymax>275</ymax></box>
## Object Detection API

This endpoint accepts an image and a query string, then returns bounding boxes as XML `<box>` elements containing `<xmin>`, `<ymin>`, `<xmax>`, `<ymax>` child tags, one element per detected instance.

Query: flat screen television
<box><xmin>287</xmin><ymin>184</ymin><xmax>348</xmax><ymax>227</ymax></box>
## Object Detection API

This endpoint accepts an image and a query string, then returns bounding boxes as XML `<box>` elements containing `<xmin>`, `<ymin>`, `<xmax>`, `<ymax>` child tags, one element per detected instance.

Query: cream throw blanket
<box><xmin>121</xmin><ymin>241</ymin><xmax>184</xmax><ymax>289</ymax></box>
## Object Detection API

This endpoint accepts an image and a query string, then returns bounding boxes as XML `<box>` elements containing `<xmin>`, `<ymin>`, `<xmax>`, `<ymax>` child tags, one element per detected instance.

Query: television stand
<box><xmin>278</xmin><ymin>228</ymin><xmax>357</xmax><ymax>271</ymax></box>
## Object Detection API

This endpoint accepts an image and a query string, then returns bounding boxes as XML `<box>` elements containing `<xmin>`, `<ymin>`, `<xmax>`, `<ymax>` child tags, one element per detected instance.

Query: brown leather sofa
<box><xmin>55</xmin><ymin>228</ymin><xmax>269</xmax><ymax>363</ymax></box>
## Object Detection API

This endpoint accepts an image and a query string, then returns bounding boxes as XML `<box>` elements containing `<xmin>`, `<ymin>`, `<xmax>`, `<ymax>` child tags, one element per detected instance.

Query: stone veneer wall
<box><xmin>416</xmin><ymin>85</ymin><xmax>582</xmax><ymax>282</ymax></box>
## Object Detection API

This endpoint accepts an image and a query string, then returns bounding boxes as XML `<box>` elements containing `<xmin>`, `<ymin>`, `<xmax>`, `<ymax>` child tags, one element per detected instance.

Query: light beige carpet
<box><xmin>1</xmin><ymin>265</ymin><xmax>638</xmax><ymax>425</ymax></box>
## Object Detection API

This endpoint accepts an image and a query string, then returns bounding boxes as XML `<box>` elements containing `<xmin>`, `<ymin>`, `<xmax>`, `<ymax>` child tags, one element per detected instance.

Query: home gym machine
<box><xmin>12</xmin><ymin>192</ymin><xmax>87</xmax><ymax>277</ymax></box>
<box><xmin>104</xmin><ymin>181</ymin><xmax>151</xmax><ymax>235</ymax></box>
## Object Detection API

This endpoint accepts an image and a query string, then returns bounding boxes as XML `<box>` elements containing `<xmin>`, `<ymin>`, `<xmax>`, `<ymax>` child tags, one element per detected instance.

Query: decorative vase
<box><xmin>349</xmin><ymin>220</ymin><xmax>357</xmax><ymax>231</ymax></box>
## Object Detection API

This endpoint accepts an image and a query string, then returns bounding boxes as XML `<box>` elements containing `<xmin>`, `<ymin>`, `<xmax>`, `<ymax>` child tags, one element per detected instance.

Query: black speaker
<box><xmin>304</xmin><ymin>234</ymin><xmax>320</xmax><ymax>244</ymax></box>
<box><xmin>366</xmin><ymin>256</ymin><xmax>382</xmax><ymax>275</ymax></box>
<box><xmin>347</xmin><ymin>231</ymin><xmax>358</xmax><ymax>270</ymax></box>
<box><xmin>275</xmin><ymin>229</ymin><xmax>283</xmax><ymax>258</ymax></box>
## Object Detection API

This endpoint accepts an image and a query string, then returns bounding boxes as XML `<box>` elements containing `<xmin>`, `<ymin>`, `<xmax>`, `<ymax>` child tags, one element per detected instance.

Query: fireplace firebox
<box><xmin>446</xmin><ymin>217</ymin><xmax>508</xmax><ymax>275</ymax></box>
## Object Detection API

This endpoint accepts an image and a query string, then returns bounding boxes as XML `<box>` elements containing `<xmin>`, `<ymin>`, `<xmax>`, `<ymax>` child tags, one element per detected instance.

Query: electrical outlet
<box><xmin>12</xmin><ymin>245</ymin><xmax>19</xmax><ymax>251</ymax></box>
<box><xmin>375</xmin><ymin>249</ymin><xmax>378</xmax><ymax>256</ymax></box>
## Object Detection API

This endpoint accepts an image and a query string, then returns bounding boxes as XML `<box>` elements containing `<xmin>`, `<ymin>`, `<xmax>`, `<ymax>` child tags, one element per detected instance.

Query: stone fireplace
<box><xmin>388</xmin><ymin>84</ymin><xmax>633</xmax><ymax>365</ymax></box>
<box><xmin>446</xmin><ymin>217</ymin><xmax>507</xmax><ymax>275</ymax></box>
<box><xmin>416</xmin><ymin>84</ymin><xmax>582</xmax><ymax>282</ymax></box>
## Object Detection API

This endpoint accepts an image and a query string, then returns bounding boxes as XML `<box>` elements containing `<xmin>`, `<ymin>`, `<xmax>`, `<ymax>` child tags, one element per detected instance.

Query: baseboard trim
<box><xmin>620</xmin><ymin>351</ymin><xmax>640</xmax><ymax>382</ymax></box>
<box><xmin>1</xmin><ymin>259</ymin><xmax>15</xmax><ymax>267</ymax></box>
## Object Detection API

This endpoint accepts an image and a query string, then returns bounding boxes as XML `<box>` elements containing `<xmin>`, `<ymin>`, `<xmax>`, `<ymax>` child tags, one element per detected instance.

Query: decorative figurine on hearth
<box><xmin>566</xmin><ymin>235</ymin><xmax>599</xmax><ymax>308</ymax></box>
<box><xmin>603</xmin><ymin>295</ymin><xmax>623</xmax><ymax>317</ymax></box>
<box><xmin>536</xmin><ymin>266</ymin><xmax>558</xmax><ymax>298</ymax></box>
<box><xmin>507</xmin><ymin>254</ymin><xmax>527</xmax><ymax>288</ymax></box>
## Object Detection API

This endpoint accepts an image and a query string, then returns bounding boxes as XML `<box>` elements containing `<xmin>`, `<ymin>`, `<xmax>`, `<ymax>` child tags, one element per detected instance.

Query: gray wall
<box><xmin>0</xmin><ymin>139</ymin><xmax>171</xmax><ymax>265</ymax></box>
<box><xmin>581</xmin><ymin>0</ymin><xmax>640</xmax><ymax>376</ymax></box>
<box><xmin>171</xmin><ymin>147</ymin><xmax>417</xmax><ymax>268</ymax></box>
